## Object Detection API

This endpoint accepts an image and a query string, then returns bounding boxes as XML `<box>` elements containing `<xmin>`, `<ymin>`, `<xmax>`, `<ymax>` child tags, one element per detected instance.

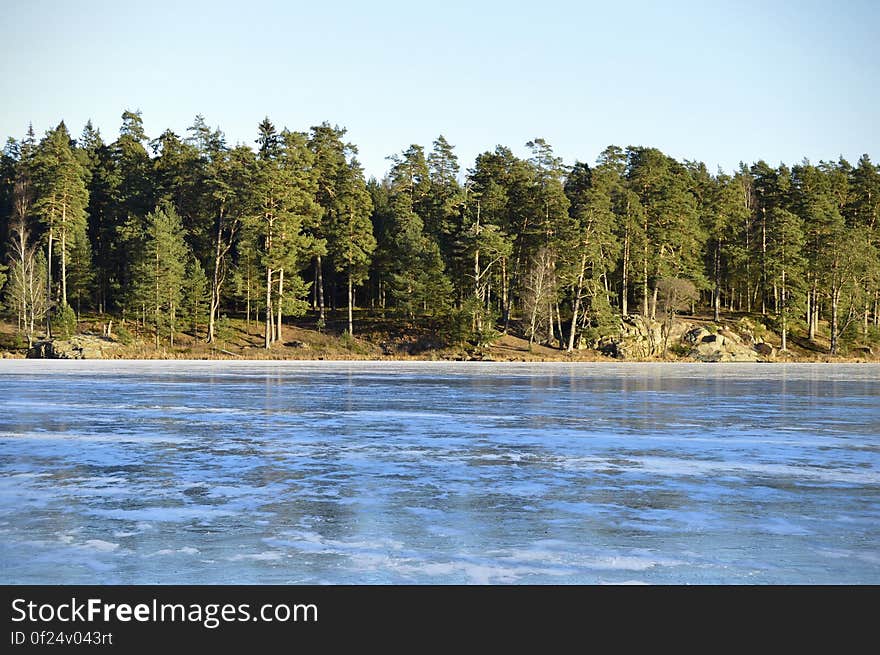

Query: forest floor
<box><xmin>0</xmin><ymin>308</ymin><xmax>876</xmax><ymax>362</ymax></box>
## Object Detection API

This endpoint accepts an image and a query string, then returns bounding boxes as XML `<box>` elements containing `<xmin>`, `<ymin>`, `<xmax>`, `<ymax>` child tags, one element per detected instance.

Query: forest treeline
<box><xmin>0</xmin><ymin>111</ymin><xmax>878</xmax><ymax>354</ymax></box>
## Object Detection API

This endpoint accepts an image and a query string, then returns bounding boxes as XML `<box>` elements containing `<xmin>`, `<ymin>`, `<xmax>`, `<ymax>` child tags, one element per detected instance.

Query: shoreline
<box><xmin>2</xmin><ymin>357</ymin><xmax>877</xmax><ymax>365</ymax></box>
<box><xmin>3</xmin><ymin>314</ymin><xmax>876</xmax><ymax>365</ymax></box>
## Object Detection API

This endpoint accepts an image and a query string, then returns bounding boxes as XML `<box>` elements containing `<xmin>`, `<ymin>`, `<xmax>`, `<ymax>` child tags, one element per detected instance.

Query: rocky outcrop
<box><xmin>610</xmin><ymin>315</ymin><xmax>663</xmax><ymax>359</ymax></box>
<box><xmin>596</xmin><ymin>315</ymin><xmax>692</xmax><ymax>359</ymax></box>
<box><xmin>27</xmin><ymin>335</ymin><xmax>117</xmax><ymax>359</ymax></box>
<box><xmin>719</xmin><ymin>328</ymin><xmax>742</xmax><ymax>345</ymax></box>
<box><xmin>594</xmin><ymin>315</ymin><xmax>777</xmax><ymax>362</ymax></box>
<box><xmin>683</xmin><ymin>326</ymin><xmax>710</xmax><ymax>345</ymax></box>
<box><xmin>690</xmin><ymin>339</ymin><xmax>761</xmax><ymax>362</ymax></box>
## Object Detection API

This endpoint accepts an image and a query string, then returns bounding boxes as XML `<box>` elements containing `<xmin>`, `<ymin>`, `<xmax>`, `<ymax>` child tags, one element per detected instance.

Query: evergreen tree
<box><xmin>366</xmin><ymin>177</ymin><xmax>395</xmax><ymax>310</ymax></box>
<box><xmin>328</xmin><ymin>159</ymin><xmax>375</xmax><ymax>335</ymax></box>
<box><xmin>766</xmin><ymin>207</ymin><xmax>806</xmax><ymax>350</ymax></box>
<box><xmin>33</xmin><ymin>122</ymin><xmax>90</xmax><ymax>315</ymax></box>
<box><xmin>702</xmin><ymin>172</ymin><xmax>750</xmax><ymax>321</ymax></box>
<box><xmin>206</xmin><ymin>144</ymin><xmax>256</xmax><ymax>343</ymax></box>
<box><xmin>0</xmin><ymin>138</ymin><xmax>21</xmax><ymax>264</ymax></box>
<box><xmin>247</xmin><ymin>121</ymin><xmax>319</xmax><ymax>347</ymax></box>
<box><xmin>80</xmin><ymin>120</ymin><xmax>121</xmax><ymax>313</ymax></box>
<box><xmin>385</xmin><ymin>146</ymin><xmax>452</xmax><ymax>318</ymax></box>
<box><xmin>627</xmin><ymin>147</ymin><xmax>705</xmax><ymax>319</ymax></box>
<box><xmin>846</xmin><ymin>154</ymin><xmax>880</xmax><ymax>334</ymax></box>
<box><xmin>455</xmin><ymin>173</ymin><xmax>512</xmax><ymax>339</ymax></box>
<box><xmin>114</xmin><ymin>110</ymin><xmax>154</xmax><ymax>219</ymax></box>
<box><xmin>466</xmin><ymin>146</ymin><xmax>521</xmax><ymax>328</ymax></box>
<box><xmin>128</xmin><ymin>204</ymin><xmax>188</xmax><ymax>347</ymax></box>
<box><xmin>67</xmin><ymin>225</ymin><xmax>94</xmax><ymax>315</ymax></box>
<box><xmin>308</xmin><ymin>122</ymin><xmax>351</xmax><ymax>322</ymax></box>
<box><xmin>152</xmin><ymin>127</ymin><xmax>210</xmax><ymax>258</ymax></box>
<box><xmin>182</xmin><ymin>254</ymin><xmax>209</xmax><ymax>337</ymax></box>
<box><xmin>562</xmin><ymin>161</ymin><xmax>620</xmax><ymax>350</ymax></box>
<box><xmin>3</xmin><ymin>111</ymin><xmax>878</xmax><ymax>357</ymax></box>
<box><xmin>792</xmin><ymin>161</ymin><xmax>846</xmax><ymax>341</ymax></box>
<box><xmin>425</xmin><ymin>135</ymin><xmax>464</xmax><ymax>270</ymax></box>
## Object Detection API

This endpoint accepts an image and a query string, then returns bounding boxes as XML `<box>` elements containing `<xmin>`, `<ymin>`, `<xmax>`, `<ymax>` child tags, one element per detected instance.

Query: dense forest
<box><xmin>1</xmin><ymin>111</ymin><xmax>878</xmax><ymax>355</ymax></box>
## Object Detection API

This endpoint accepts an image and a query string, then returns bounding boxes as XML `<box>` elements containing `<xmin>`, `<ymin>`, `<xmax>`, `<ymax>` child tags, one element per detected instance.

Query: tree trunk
<box><xmin>651</xmin><ymin>284</ymin><xmax>659</xmax><ymax>321</ymax></box>
<box><xmin>621</xmin><ymin>228</ymin><xmax>629</xmax><ymax>317</ymax></box>
<box><xmin>276</xmin><ymin>268</ymin><xmax>284</xmax><ymax>342</ymax></box>
<box><xmin>474</xmin><ymin>242</ymin><xmax>482</xmax><ymax>333</ymax></box>
<box><xmin>316</xmin><ymin>255</ymin><xmax>325</xmax><ymax>324</ymax></box>
<box><xmin>744</xmin><ymin>215</ymin><xmax>751</xmax><ymax>313</ymax></box>
<box><xmin>713</xmin><ymin>240</ymin><xmax>721</xmax><ymax>322</ymax></box>
<box><xmin>154</xmin><ymin>246</ymin><xmax>160</xmax><ymax>349</ymax></box>
<box><xmin>567</xmin><ymin>254</ymin><xmax>587</xmax><ymax>352</ymax></box>
<box><xmin>555</xmin><ymin>302</ymin><xmax>563</xmax><ymax>349</ymax></box>
<box><xmin>46</xmin><ymin>226</ymin><xmax>53</xmax><ymax>338</ymax></box>
<box><xmin>208</xmin><ymin>229</ymin><xmax>222</xmax><ymax>344</ymax></box>
<box><xmin>501</xmin><ymin>258</ymin><xmax>509</xmax><ymax>334</ymax></box>
<box><xmin>781</xmin><ymin>268</ymin><xmax>788</xmax><ymax>352</ymax></box>
<box><xmin>760</xmin><ymin>207</ymin><xmax>767</xmax><ymax>316</ymax></box>
<box><xmin>312</xmin><ymin>263</ymin><xmax>317</xmax><ymax>310</ymax></box>
<box><xmin>642</xmin><ymin>239</ymin><xmax>649</xmax><ymax>317</ymax></box>
<box><xmin>830</xmin><ymin>287</ymin><xmax>840</xmax><ymax>355</ymax></box>
<box><xmin>528</xmin><ymin>298</ymin><xmax>539</xmax><ymax>347</ymax></box>
<box><xmin>807</xmin><ymin>281</ymin><xmax>818</xmax><ymax>341</ymax></box>
<box><xmin>246</xmin><ymin>261</ymin><xmax>251</xmax><ymax>332</ymax></box>
<box><xmin>805</xmin><ymin>283</ymin><xmax>811</xmax><ymax>335</ymax></box>
<box><xmin>264</xmin><ymin>267</ymin><xmax>272</xmax><ymax>349</ymax></box>
<box><xmin>348</xmin><ymin>269</ymin><xmax>354</xmax><ymax>335</ymax></box>
<box><xmin>60</xmin><ymin>205</ymin><xmax>68</xmax><ymax>307</ymax></box>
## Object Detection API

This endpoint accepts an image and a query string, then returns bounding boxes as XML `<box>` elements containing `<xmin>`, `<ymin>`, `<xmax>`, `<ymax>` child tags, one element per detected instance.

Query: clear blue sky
<box><xmin>2</xmin><ymin>0</ymin><xmax>877</xmax><ymax>179</ymax></box>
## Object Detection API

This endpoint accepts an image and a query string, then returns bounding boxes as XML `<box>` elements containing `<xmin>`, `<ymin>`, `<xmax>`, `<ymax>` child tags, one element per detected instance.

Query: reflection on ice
<box><xmin>0</xmin><ymin>361</ymin><xmax>878</xmax><ymax>584</ymax></box>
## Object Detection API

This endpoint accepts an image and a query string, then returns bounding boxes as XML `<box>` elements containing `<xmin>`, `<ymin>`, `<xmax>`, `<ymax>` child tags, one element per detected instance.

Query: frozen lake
<box><xmin>1</xmin><ymin>360</ymin><xmax>878</xmax><ymax>584</ymax></box>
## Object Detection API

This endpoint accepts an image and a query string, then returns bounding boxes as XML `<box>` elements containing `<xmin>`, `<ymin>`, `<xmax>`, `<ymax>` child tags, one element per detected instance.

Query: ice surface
<box><xmin>0</xmin><ymin>360</ymin><xmax>878</xmax><ymax>584</ymax></box>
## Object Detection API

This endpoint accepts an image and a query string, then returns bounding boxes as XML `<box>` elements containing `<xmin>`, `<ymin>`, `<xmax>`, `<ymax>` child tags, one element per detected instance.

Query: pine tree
<box><xmin>766</xmin><ymin>207</ymin><xmax>806</xmax><ymax>350</ymax></box>
<box><xmin>308</xmin><ymin>122</ymin><xmax>351</xmax><ymax>323</ymax></box>
<box><xmin>80</xmin><ymin>120</ymin><xmax>121</xmax><ymax>313</ymax></box>
<box><xmin>33</xmin><ymin>122</ymin><xmax>90</xmax><ymax>317</ymax></box>
<box><xmin>466</xmin><ymin>146</ymin><xmax>522</xmax><ymax>328</ymax></box>
<box><xmin>151</xmin><ymin>128</ymin><xmax>208</xmax><ymax>256</ymax></box>
<box><xmin>328</xmin><ymin>159</ymin><xmax>375</xmax><ymax>335</ymax></box>
<box><xmin>702</xmin><ymin>172</ymin><xmax>750</xmax><ymax>321</ymax></box>
<box><xmin>792</xmin><ymin>161</ymin><xmax>846</xmax><ymax>342</ymax></box>
<box><xmin>67</xmin><ymin>225</ymin><xmax>94</xmax><ymax>316</ymax></box>
<box><xmin>385</xmin><ymin>146</ymin><xmax>452</xmax><ymax>318</ymax></box>
<box><xmin>182</xmin><ymin>254</ymin><xmax>209</xmax><ymax>337</ymax></box>
<box><xmin>247</xmin><ymin>121</ymin><xmax>319</xmax><ymax>347</ymax></box>
<box><xmin>455</xmin><ymin>175</ymin><xmax>512</xmax><ymax>339</ymax></box>
<box><xmin>627</xmin><ymin>147</ymin><xmax>705</xmax><ymax>319</ymax></box>
<box><xmin>206</xmin><ymin>144</ymin><xmax>255</xmax><ymax>343</ymax></box>
<box><xmin>510</xmin><ymin>139</ymin><xmax>571</xmax><ymax>343</ymax></box>
<box><xmin>128</xmin><ymin>204</ymin><xmax>188</xmax><ymax>348</ymax></box>
<box><xmin>846</xmin><ymin>154</ymin><xmax>880</xmax><ymax>334</ymax></box>
<box><xmin>425</xmin><ymin>135</ymin><xmax>463</xmax><ymax>269</ymax></box>
<box><xmin>562</xmin><ymin>161</ymin><xmax>620</xmax><ymax>350</ymax></box>
<box><xmin>114</xmin><ymin>110</ymin><xmax>153</xmax><ymax>220</ymax></box>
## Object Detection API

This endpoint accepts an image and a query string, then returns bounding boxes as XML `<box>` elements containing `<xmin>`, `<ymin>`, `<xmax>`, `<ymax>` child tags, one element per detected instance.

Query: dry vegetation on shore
<box><xmin>2</xmin><ymin>309</ymin><xmax>876</xmax><ymax>364</ymax></box>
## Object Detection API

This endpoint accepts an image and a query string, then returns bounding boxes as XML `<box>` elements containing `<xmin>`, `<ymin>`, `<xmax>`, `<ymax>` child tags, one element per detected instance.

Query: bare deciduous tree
<box><xmin>522</xmin><ymin>247</ymin><xmax>557</xmax><ymax>347</ymax></box>
<box><xmin>656</xmin><ymin>277</ymin><xmax>698</xmax><ymax>355</ymax></box>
